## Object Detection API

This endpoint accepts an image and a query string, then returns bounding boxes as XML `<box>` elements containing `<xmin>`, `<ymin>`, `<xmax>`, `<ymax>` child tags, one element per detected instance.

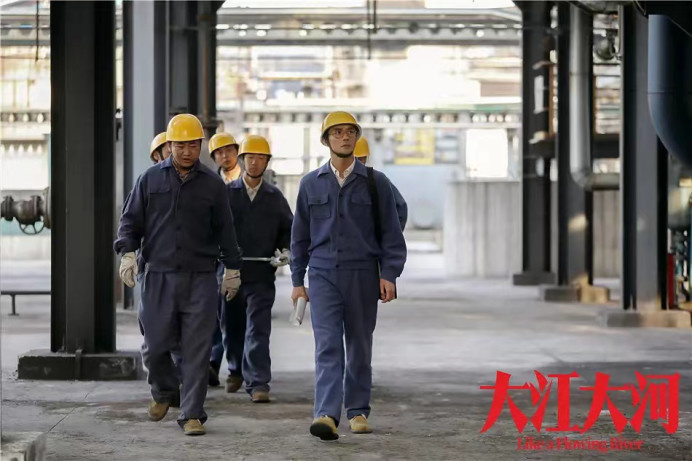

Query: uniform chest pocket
<box><xmin>351</xmin><ymin>193</ymin><xmax>372</xmax><ymax>207</ymax></box>
<box><xmin>147</xmin><ymin>185</ymin><xmax>172</xmax><ymax>211</ymax></box>
<box><xmin>308</xmin><ymin>194</ymin><xmax>330</xmax><ymax>219</ymax></box>
<box><xmin>350</xmin><ymin>192</ymin><xmax>373</xmax><ymax>226</ymax></box>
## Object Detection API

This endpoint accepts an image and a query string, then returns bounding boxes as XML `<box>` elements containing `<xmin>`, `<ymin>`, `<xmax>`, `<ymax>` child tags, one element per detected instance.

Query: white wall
<box><xmin>445</xmin><ymin>180</ymin><xmax>621</xmax><ymax>278</ymax></box>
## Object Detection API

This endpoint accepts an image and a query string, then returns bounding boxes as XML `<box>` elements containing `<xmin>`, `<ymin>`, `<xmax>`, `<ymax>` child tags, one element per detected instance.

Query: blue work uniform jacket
<box><xmin>227</xmin><ymin>178</ymin><xmax>293</xmax><ymax>283</ymax></box>
<box><xmin>390</xmin><ymin>182</ymin><xmax>407</xmax><ymax>231</ymax></box>
<box><xmin>290</xmin><ymin>159</ymin><xmax>407</xmax><ymax>287</ymax></box>
<box><xmin>114</xmin><ymin>156</ymin><xmax>242</xmax><ymax>272</ymax></box>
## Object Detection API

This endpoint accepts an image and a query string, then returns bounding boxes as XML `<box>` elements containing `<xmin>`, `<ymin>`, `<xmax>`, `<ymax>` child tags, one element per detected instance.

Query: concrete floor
<box><xmin>1</xmin><ymin>255</ymin><xmax>691</xmax><ymax>460</ymax></box>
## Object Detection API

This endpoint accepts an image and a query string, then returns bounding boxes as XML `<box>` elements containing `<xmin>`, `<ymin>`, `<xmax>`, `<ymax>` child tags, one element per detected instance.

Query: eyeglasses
<box><xmin>329</xmin><ymin>127</ymin><xmax>358</xmax><ymax>138</ymax></box>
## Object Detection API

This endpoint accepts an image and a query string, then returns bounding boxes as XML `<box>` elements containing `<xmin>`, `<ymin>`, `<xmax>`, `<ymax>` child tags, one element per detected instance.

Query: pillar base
<box><xmin>540</xmin><ymin>284</ymin><xmax>611</xmax><ymax>303</ymax></box>
<box><xmin>579</xmin><ymin>285</ymin><xmax>610</xmax><ymax>303</ymax></box>
<box><xmin>600</xmin><ymin>310</ymin><xmax>692</xmax><ymax>328</ymax></box>
<box><xmin>540</xmin><ymin>285</ymin><xmax>580</xmax><ymax>302</ymax></box>
<box><xmin>512</xmin><ymin>271</ymin><xmax>556</xmax><ymax>286</ymax></box>
<box><xmin>17</xmin><ymin>349</ymin><xmax>144</xmax><ymax>380</ymax></box>
<box><xmin>1</xmin><ymin>432</ymin><xmax>46</xmax><ymax>461</ymax></box>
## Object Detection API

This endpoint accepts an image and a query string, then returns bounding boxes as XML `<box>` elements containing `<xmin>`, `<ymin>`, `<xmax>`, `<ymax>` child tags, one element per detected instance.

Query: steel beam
<box><xmin>541</xmin><ymin>3</ymin><xmax>609</xmax><ymax>303</ymax></box>
<box><xmin>512</xmin><ymin>1</ymin><xmax>555</xmax><ymax>286</ymax></box>
<box><xmin>557</xmin><ymin>3</ymin><xmax>590</xmax><ymax>288</ymax></box>
<box><xmin>605</xmin><ymin>7</ymin><xmax>690</xmax><ymax>327</ymax></box>
<box><xmin>197</xmin><ymin>1</ymin><xmax>219</xmax><ymax>136</ymax></box>
<box><xmin>632</xmin><ymin>10</ymin><xmax>668</xmax><ymax>313</ymax></box>
<box><xmin>620</xmin><ymin>5</ymin><xmax>637</xmax><ymax>310</ymax></box>
<box><xmin>49</xmin><ymin>1</ymin><xmax>115</xmax><ymax>353</ymax></box>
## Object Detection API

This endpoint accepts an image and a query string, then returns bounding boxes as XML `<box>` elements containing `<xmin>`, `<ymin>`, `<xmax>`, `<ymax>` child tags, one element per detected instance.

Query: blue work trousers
<box><xmin>209</xmin><ymin>302</ymin><xmax>225</xmax><ymax>371</ymax></box>
<box><xmin>220</xmin><ymin>292</ymin><xmax>247</xmax><ymax>378</ymax></box>
<box><xmin>308</xmin><ymin>266</ymin><xmax>380</xmax><ymax>426</ymax></box>
<box><xmin>139</xmin><ymin>271</ymin><xmax>218</xmax><ymax>425</ymax></box>
<box><xmin>138</xmin><ymin>314</ymin><xmax>182</xmax><ymax>392</ymax></box>
<box><xmin>221</xmin><ymin>282</ymin><xmax>276</xmax><ymax>392</ymax></box>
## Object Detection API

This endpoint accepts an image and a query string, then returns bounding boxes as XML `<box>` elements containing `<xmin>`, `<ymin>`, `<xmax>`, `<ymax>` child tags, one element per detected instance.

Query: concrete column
<box><xmin>445</xmin><ymin>181</ymin><xmax>522</xmax><ymax>278</ymax></box>
<box><xmin>506</xmin><ymin>129</ymin><xmax>519</xmax><ymax>180</ymax></box>
<box><xmin>457</xmin><ymin>128</ymin><xmax>467</xmax><ymax>180</ymax></box>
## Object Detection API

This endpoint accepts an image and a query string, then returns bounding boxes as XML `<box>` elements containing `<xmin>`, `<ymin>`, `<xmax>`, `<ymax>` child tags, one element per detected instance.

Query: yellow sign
<box><xmin>393</xmin><ymin>129</ymin><xmax>435</xmax><ymax>165</ymax></box>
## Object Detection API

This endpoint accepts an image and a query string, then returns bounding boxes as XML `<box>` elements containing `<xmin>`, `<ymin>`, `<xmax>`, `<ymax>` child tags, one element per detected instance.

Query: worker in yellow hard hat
<box><xmin>290</xmin><ymin>111</ymin><xmax>407</xmax><ymax>440</ymax></box>
<box><xmin>354</xmin><ymin>137</ymin><xmax>408</xmax><ymax>231</ymax></box>
<box><xmin>209</xmin><ymin>132</ymin><xmax>242</xmax><ymax>184</ymax></box>
<box><xmin>150</xmin><ymin>132</ymin><xmax>171</xmax><ymax>164</ymax></box>
<box><xmin>115</xmin><ymin>113</ymin><xmax>242</xmax><ymax>436</ymax></box>
<box><xmin>216</xmin><ymin>134</ymin><xmax>293</xmax><ymax>402</ymax></box>
<box><xmin>206</xmin><ymin>131</ymin><xmax>242</xmax><ymax>389</ymax></box>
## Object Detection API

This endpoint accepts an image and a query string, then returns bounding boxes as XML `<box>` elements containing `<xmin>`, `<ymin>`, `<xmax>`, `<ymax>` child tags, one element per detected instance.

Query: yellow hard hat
<box><xmin>209</xmin><ymin>132</ymin><xmax>238</xmax><ymax>157</ymax></box>
<box><xmin>149</xmin><ymin>132</ymin><xmax>167</xmax><ymax>160</ymax></box>
<box><xmin>354</xmin><ymin>137</ymin><xmax>370</xmax><ymax>158</ymax></box>
<box><xmin>166</xmin><ymin>114</ymin><xmax>205</xmax><ymax>142</ymax></box>
<box><xmin>239</xmin><ymin>134</ymin><xmax>271</xmax><ymax>157</ymax></box>
<box><xmin>320</xmin><ymin>111</ymin><xmax>361</xmax><ymax>146</ymax></box>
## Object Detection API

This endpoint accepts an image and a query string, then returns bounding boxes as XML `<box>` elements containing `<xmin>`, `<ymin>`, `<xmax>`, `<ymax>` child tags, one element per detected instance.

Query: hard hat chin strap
<box><xmin>240</xmin><ymin>154</ymin><xmax>270</xmax><ymax>179</ymax></box>
<box><xmin>246</xmin><ymin>170</ymin><xmax>265</xmax><ymax>179</ymax></box>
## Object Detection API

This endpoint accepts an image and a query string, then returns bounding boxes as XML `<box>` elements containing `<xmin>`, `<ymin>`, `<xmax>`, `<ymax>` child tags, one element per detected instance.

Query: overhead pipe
<box><xmin>648</xmin><ymin>14</ymin><xmax>692</xmax><ymax>168</ymax></box>
<box><xmin>568</xmin><ymin>1</ymin><xmax>619</xmax><ymax>15</ymax></box>
<box><xmin>570</xmin><ymin>5</ymin><xmax>619</xmax><ymax>190</ymax></box>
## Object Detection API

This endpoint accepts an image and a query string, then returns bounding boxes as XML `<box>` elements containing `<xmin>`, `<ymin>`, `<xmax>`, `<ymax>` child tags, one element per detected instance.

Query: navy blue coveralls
<box><xmin>218</xmin><ymin>177</ymin><xmax>293</xmax><ymax>393</ymax></box>
<box><xmin>210</xmin><ymin>166</ymin><xmax>243</xmax><ymax>377</ymax></box>
<box><xmin>114</xmin><ymin>156</ymin><xmax>242</xmax><ymax>426</ymax></box>
<box><xmin>290</xmin><ymin>159</ymin><xmax>407</xmax><ymax>425</ymax></box>
<box><xmin>122</xmin><ymin>189</ymin><xmax>183</xmax><ymax>384</ymax></box>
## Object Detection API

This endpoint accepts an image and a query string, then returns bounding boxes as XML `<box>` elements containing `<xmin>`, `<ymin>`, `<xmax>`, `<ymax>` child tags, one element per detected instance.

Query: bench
<box><xmin>1</xmin><ymin>290</ymin><xmax>51</xmax><ymax>316</ymax></box>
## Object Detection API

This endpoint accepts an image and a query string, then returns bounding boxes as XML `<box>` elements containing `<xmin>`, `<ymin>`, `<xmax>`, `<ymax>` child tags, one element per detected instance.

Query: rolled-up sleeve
<box><xmin>290</xmin><ymin>178</ymin><xmax>310</xmax><ymax>287</ymax></box>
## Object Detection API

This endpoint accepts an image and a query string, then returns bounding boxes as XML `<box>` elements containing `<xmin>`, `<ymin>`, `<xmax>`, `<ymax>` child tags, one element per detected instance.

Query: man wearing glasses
<box><xmin>290</xmin><ymin>111</ymin><xmax>407</xmax><ymax>440</ymax></box>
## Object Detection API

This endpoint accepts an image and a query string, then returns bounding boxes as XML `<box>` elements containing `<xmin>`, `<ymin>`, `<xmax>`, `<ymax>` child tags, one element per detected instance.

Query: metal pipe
<box><xmin>569</xmin><ymin>5</ymin><xmax>619</xmax><ymax>190</ymax></box>
<box><xmin>647</xmin><ymin>14</ymin><xmax>692</xmax><ymax>168</ymax></box>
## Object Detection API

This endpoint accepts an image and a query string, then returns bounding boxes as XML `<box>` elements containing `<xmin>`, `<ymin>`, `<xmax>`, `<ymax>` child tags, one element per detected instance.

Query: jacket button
<box><xmin>176</xmin><ymin>246</ymin><xmax>182</xmax><ymax>250</ymax></box>
<box><xmin>339</xmin><ymin>213</ymin><xmax>344</xmax><ymax>218</ymax></box>
<box><xmin>335</xmin><ymin>264</ymin><xmax>340</xmax><ymax>268</ymax></box>
<box><xmin>337</xmin><ymin>249</ymin><xmax>342</xmax><ymax>253</ymax></box>
<box><xmin>176</xmin><ymin>265</ymin><xmax>182</xmax><ymax>270</ymax></box>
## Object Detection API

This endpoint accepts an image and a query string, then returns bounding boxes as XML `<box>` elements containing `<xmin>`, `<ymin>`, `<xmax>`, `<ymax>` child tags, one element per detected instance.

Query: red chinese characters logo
<box><xmin>480</xmin><ymin>371</ymin><xmax>679</xmax><ymax>434</ymax></box>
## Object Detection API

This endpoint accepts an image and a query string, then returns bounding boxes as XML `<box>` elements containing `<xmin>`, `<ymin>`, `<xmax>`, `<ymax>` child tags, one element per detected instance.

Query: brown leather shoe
<box><xmin>147</xmin><ymin>400</ymin><xmax>170</xmax><ymax>421</ymax></box>
<box><xmin>183</xmin><ymin>419</ymin><xmax>205</xmax><ymax>436</ymax></box>
<box><xmin>225</xmin><ymin>375</ymin><xmax>243</xmax><ymax>393</ymax></box>
<box><xmin>310</xmin><ymin>415</ymin><xmax>339</xmax><ymax>441</ymax></box>
<box><xmin>251</xmin><ymin>390</ymin><xmax>270</xmax><ymax>403</ymax></box>
<box><xmin>349</xmin><ymin>415</ymin><xmax>372</xmax><ymax>434</ymax></box>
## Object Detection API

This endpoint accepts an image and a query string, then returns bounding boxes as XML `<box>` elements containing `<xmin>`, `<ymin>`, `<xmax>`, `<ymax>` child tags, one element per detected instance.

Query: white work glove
<box><xmin>270</xmin><ymin>248</ymin><xmax>290</xmax><ymax>268</ymax></box>
<box><xmin>119</xmin><ymin>252</ymin><xmax>137</xmax><ymax>288</ymax></box>
<box><xmin>221</xmin><ymin>268</ymin><xmax>241</xmax><ymax>301</ymax></box>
